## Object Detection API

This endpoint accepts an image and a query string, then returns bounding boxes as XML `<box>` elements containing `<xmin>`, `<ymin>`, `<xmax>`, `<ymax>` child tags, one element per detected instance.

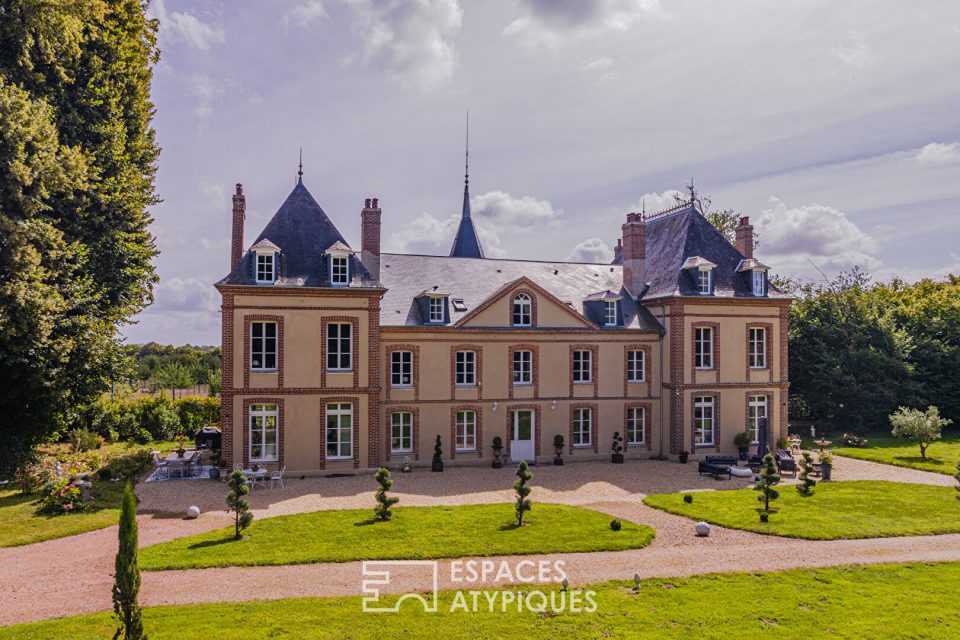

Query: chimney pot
<box><xmin>365</xmin><ymin>198</ymin><xmax>371</xmax><ymax>208</ymax></box>
<box><xmin>372</xmin><ymin>198</ymin><xmax>379</xmax><ymax>209</ymax></box>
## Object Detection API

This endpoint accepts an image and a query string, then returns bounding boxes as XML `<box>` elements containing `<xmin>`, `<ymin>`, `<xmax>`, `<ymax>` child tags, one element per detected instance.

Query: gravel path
<box><xmin>2</xmin><ymin>454</ymin><xmax>957</xmax><ymax>626</ymax></box>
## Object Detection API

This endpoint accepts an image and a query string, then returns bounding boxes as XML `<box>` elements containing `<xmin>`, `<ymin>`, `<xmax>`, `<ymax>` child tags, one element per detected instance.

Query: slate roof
<box><xmin>378</xmin><ymin>253</ymin><xmax>662</xmax><ymax>330</ymax></box>
<box><xmin>641</xmin><ymin>202</ymin><xmax>790</xmax><ymax>300</ymax></box>
<box><xmin>217</xmin><ymin>180</ymin><xmax>379</xmax><ymax>288</ymax></box>
<box><xmin>449</xmin><ymin>182</ymin><xmax>484</xmax><ymax>258</ymax></box>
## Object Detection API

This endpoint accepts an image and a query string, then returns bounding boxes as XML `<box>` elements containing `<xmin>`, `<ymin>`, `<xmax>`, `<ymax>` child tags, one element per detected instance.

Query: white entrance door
<box><xmin>511</xmin><ymin>410</ymin><xmax>535</xmax><ymax>462</ymax></box>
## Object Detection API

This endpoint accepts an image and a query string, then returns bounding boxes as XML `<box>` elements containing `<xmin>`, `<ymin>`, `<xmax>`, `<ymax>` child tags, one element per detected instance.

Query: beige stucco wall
<box><xmin>463</xmin><ymin>287</ymin><xmax>591</xmax><ymax>329</ymax></box>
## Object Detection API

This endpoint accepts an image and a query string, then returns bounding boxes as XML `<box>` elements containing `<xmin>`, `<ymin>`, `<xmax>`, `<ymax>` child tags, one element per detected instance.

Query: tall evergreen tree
<box><xmin>112</xmin><ymin>481</ymin><xmax>146</xmax><ymax>640</ymax></box>
<box><xmin>0</xmin><ymin>0</ymin><xmax>160</xmax><ymax>476</ymax></box>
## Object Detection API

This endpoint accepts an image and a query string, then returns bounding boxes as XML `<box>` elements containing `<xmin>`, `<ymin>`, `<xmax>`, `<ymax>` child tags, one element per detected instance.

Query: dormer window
<box><xmin>324</xmin><ymin>240</ymin><xmax>354</xmax><ymax>287</ymax></box>
<box><xmin>737</xmin><ymin>259</ymin><xmax>769</xmax><ymax>297</ymax></box>
<box><xmin>330</xmin><ymin>255</ymin><xmax>349</xmax><ymax>286</ymax></box>
<box><xmin>697</xmin><ymin>268</ymin><xmax>712</xmax><ymax>295</ymax></box>
<box><xmin>256</xmin><ymin>253</ymin><xmax>275</xmax><ymax>283</ymax></box>
<box><xmin>429</xmin><ymin>296</ymin><xmax>444</xmax><ymax>323</ymax></box>
<box><xmin>512</xmin><ymin>294</ymin><xmax>532</xmax><ymax>326</ymax></box>
<box><xmin>604</xmin><ymin>300</ymin><xmax>618</xmax><ymax>326</ymax></box>
<box><xmin>752</xmin><ymin>270</ymin><xmax>766</xmax><ymax>296</ymax></box>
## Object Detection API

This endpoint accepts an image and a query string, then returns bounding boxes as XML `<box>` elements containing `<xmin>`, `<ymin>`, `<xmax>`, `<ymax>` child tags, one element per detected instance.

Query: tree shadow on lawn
<box><xmin>187</xmin><ymin>536</ymin><xmax>242</xmax><ymax>550</ymax></box>
<box><xmin>354</xmin><ymin>517</ymin><xmax>381</xmax><ymax>527</ymax></box>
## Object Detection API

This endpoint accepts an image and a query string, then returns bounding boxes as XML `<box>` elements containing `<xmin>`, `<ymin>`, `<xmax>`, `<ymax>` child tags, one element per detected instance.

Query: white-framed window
<box><xmin>330</xmin><ymin>255</ymin><xmax>349</xmax><ymax>286</ymax></box>
<box><xmin>695</xmin><ymin>327</ymin><xmax>714</xmax><ymax>369</ymax></box>
<box><xmin>250</xmin><ymin>321</ymin><xmax>277</xmax><ymax>370</ymax></box>
<box><xmin>391</xmin><ymin>351</ymin><xmax>413</xmax><ymax>387</ymax></box>
<box><xmin>326</xmin><ymin>322</ymin><xmax>352</xmax><ymax>371</ymax></box>
<box><xmin>325</xmin><ymin>402</ymin><xmax>352</xmax><ymax>459</ymax></box>
<box><xmin>572</xmin><ymin>349</ymin><xmax>592</xmax><ymax>383</ymax></box>
<box><xmin>455</xmin><ymin>410</ymin><xmax>477</xmax><ymax>451</ymax></box>
<box><xmin>256</xmin><ymin>253</ymin><xmax>275</xmax><ymax>283</ymax></box>
<box><xmin>698</xmin><ymin>268</ymin><xmax>712</xmax><ymax>294</ymax></box>
<box><xmin>572</xmin><ymin>408</ymin><xmax>592</xmax><ymax>447</ymax></box>
<box><xmin>429</xmin><ymin>297</ymin><xmax>444</xmax><ymax>323</ymax></box>
<box><xmin>512</xmin><ymin>350</ymin><xmax>532</xmax><ymax>385</ymax></box>
<box><xmin>604</xmin><ymin>301</ymin><xmax>618</xmax><ymax>326</ymax></box>
<box><xmin>694</xmin><ymin>396</ymin><xmax>715</xmax><ymax>446</ymax></box>
<box><xmin>455</xmin><ymin>350</ymin><xmax>476</xmax><ymax>386</ymax></box>
<box><xmin>249</xmin><ymin>403</ymin><xmax>278</xmax><ymax>462</ymax></box>
<box><xmin>627</xmin><ymin>406</ymin><xmax>645</xmax><ymax>444</ymax></box>
<box><xmin>512</xmin><ymin>294</ymin><xmax>532</xmax><ymax>326</ymax></box>
<box><xmin>748</xmin><ymin>395</ymin><xmax>768</xmax><ymax>443</ymax></box>
<box><xmin>749</xmin><ymin>327</ymin><xmax>767</xmax><ymax>369</ymax></box>
<box><xmin>390</xmin><ymin>412</ymin><xmax>413</xmax><ymax>453</ymax></box>
<box><xmin>627</xmin><ymin>349</ymin><xmax>645</xmax><ymax>382</ymax></box>
<box><xmin>752</xmin><ymin>270</ymin><xmax>766</xmax><ymax>296</ymax></box>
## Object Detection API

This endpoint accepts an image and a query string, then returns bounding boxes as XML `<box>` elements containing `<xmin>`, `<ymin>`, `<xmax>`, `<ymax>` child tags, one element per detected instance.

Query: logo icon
<box><xmin>361</xmin><ymin>560</ymin><xmax>439</xmax><ymax>613</ymax></box>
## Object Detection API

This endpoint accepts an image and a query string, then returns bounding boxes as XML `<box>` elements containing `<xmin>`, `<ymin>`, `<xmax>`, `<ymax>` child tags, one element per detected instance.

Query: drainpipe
<box><xmin>657</xmin><ymin>304</ymin><xmax>666</xmax><ymax>459</ymax></box>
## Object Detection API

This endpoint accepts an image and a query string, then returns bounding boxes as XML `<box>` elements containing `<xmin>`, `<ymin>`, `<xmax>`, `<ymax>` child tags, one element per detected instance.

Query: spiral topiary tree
<box><xmin>514</xmin><ymin>460</ymin><xmax>533</xmax><ymax>526</ymax></box>
<box><xmin>611</xmin><ymin>431</ymin><xmax>624</xmax><ymax>463</ymax></box>
<box><xmin>432</xmin><ymin>435</ymin><xmax>444</xmax><ymax>472</ymax></box>
<box><xmin>796</xmin><ymin>451</ymin><xmax>817</xmax><ymax>496</ymax></box>
<box><xmin>754</xmin><ymin>452</ymin><xmax>781</xmax><ymax>521</ymax></box>
<box><xmin>374</xmin><ymin>467</ymin><xmax>400</xmax><ymax>521</ymax></box>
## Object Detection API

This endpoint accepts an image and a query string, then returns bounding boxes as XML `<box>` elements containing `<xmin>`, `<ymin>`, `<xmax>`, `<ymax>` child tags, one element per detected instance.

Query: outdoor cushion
<box><xmin>730</xmin><ymin>466</ymin><xmax>752</xmax><ymax>478</ymax></box>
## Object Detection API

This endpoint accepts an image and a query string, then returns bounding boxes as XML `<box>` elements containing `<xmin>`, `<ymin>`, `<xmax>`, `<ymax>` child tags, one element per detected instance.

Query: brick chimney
<box><xmin>621</xmin><ymin>212</ymin><xmax>646</xmax><ymax>295</ymax></box>
<box><xmin>613</xmin><ymin>238</ymin><xmax>623</xmax><ymax>264</ymax></box>
<box><xmin>230</xmin><ymin>183</ymin><xmax>245</xmax><ymax>271</ymax></box>
<box><xmin>735</xmin><ymin>216</ymin><xmax>754</xmax><ymax>259</ymax></box>
<box><xmin>361</xmin><ymin>197</ymin><xmax>382</xmax><ymax>281</ymax></box>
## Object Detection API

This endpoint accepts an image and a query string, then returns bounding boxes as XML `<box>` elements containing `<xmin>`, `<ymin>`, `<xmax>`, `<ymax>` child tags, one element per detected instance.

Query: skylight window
<box><xmin>451</xmin><ymin>298</ymin><xmax>467</xmax><ymax>312</ymax></box>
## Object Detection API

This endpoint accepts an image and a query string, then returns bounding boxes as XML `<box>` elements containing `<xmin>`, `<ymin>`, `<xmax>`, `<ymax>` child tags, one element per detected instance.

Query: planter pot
<box><xmin>553</xmin><ymin>446</ymin><xmax>564</xmax><ymax>466</ymax></box>
<box><xmin>821</xmin><ymin>463</ymin><xmax>832</xmax><ymax>481</ymax></box>
<box><xmin>611</xmin><ymin>453</ymin><xmax>624</xmax><ymax>464</ymax></box>
<box><xmin>208</xmin><ymin>467</ymin><xmax>220</xmax><ymax>480</ymax></box>
<box><xmin>678</xmin><ymin>453</ymin><xmax>689</xmax><ymax>464</ymax></box>
<box><xmin>492</xmin><ymin>449</ymin><xmax>503</xmax><ymax>468</ymax></box>
<box><xmin>432</xmin><ymin>460</ymin><xmax>444</xmax><ymax>472</ymax></box>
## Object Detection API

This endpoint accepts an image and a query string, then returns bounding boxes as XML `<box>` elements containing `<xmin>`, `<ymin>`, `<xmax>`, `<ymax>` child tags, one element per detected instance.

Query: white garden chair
<box><xmin>269</xmin><ymin>465</ymin><xmax>286</xmax><ymax>490</ymax></box>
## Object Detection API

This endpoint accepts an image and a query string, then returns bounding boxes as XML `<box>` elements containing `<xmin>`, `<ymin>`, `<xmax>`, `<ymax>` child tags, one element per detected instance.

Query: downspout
<box><xmin>657</xmin><ymin>304</ymin><xmax>666</xmax><ymax>459</ymax></box>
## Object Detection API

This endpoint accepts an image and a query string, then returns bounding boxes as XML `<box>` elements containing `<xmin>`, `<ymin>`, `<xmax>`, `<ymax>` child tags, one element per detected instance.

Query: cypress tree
<box><xmin>112</xmin><ymin>481</ymin><xmax>146</xmax><ymax>640</ymax></box>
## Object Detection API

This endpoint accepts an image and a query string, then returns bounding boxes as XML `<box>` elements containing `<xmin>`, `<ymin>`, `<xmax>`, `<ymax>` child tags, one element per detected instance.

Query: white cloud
<box><xmin>567</xmin><ymin>237</ymin><xmax>613</xmax><ymax>263</ymax></box>
<box><xmin>152</xmin><ymin>277</ymin><xmax>220</xmax><ymax>313</ymax></box>
<box><xmin>284</xmin><ymin>1</ymin><xmax>329</xmax><ymax>29</ymax></box>
<box><xmin>630</xmin><ymin>189</ymin><xmax>683</xmax><ymax>215</ymax></box>
<box><xmin>757</xmin><ymin>198</ymin><xmax>882</xmax><ymax>278</ymax></box>
<box><xmin>387</xmin><ymin>211</ymin><xmax>457</xmax><ymax>255</ymax></box>
<box><xmin>504</xmin><ymin>0</ymin><xmax>661</xmax><ymax>50</ymax></box>
<box><xmin>343</xmin><ymin>0</ymin><xmax>463</xmax><ymax>90</ymax></box>
<box><xmin>916</xmin><ymin>142</ymin><xmax>959</xmax><ymax>164</ymax></box>
<box><xmin>830</xmin><ymin>31</ymin><xmax>870</xmax><ymax>68</ymax></box>
<box><xmin>580</xmin><ymin>56</ymin><xmax>614</xmax><ymax>71</ymax></box>
<box><xmin>471</xmin><ymin>190</ymin><xmax>560</xmax><ymax>229</ymax></box>
<box><xmin>149</xmin><ymin>0</ymin><xmax>225</xmax><ymax>51</ymax></box>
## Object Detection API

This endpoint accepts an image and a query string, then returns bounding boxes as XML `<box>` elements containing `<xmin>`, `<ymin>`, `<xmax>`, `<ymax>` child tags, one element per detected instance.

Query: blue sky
<box><xmin>126</xmin><ymin>0</ymin><xmax>960</xmax><ymax>345</ymax></box>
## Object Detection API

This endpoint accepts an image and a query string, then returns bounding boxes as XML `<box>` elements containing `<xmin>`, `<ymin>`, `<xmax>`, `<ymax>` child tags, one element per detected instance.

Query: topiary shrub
<box><xmin>374</xmin><ymin>467</ymin><xmax>400</xmax><ymax>521</ymax></box>
<box><xmin>609</xmin><ymin>518</ymin><xmax>622</xmax><ymax>531</ymax></box>
<box><xmin>754</xmin><ymin>453</ymin><xmax>781</xmax><ymax>521</ymax></box>
<box><xmin>611</xmin><ymin>432</ymin><xmax>624</xmax><ymax>463</ymax></box>
<box><xmin>514</xmin><ymin>460</ymin><xmax>533</xmax><ymax>526</ymax></box>
<box><xmin>683</xmin><ymin>493</ymin><xmax>693</xmax><ymax>504</ymax></box>
<box><xmin>227</xmin><ymin>470</ymin><xmax>254</xmax><ymax>539</ymax></box>
<box><xmin>432</xmin><ymin>435</ymin><xmax>444</xmax><ymax>472</ymax></box>
<box><xmin>796</xmin><ymin>452</ymin><xmax>816</xmax><ymax>496</ymax></box>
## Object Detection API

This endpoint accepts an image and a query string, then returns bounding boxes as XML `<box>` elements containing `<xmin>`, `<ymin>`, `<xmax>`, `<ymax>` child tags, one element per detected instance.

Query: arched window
<box><xmin>512</xmin><ymin>294</ymin><xmax>532</xmax><ymax>326</ymax></box>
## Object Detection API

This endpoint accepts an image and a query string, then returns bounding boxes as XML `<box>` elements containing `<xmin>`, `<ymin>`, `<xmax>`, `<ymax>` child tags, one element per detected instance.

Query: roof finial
<box><xmin>687</xmin><ymin>176</ymin><xmax>696</xmax><ymax>205</ymax></box>
<box><xmin>464</xmin><ymin>110</ymin><xmax>469</xmax><ymax>187</ymax></box>
<box><xmin>641</xmin><ymin>197</ymin><xmax>646</xmax><ymax>220</ymax></box>
<box><xmin>297</xmin><ymin>147</ymin><xmax>303</xmax><ymax>183</ymax></box>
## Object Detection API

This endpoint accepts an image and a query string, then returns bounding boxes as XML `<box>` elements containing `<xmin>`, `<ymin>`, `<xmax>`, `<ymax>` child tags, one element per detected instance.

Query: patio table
<box><xmin>165</xmin><ymin>451</ymin><xmax>199</xmax><ymax>478</ymax></box>
<box><xmin>244</xmin><ymin>468</ymin><xmax>268</xmax><ymax>489</ymax></box>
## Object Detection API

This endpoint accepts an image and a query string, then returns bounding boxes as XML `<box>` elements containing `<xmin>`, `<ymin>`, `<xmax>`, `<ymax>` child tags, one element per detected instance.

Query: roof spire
<box><xmin>464</xmin><ymin>110</ymin><xmax>469</xmax><ymax>187</ymax></box>
<box><xmin>449</xmin><ymin>111</ymin><xmax>484</xmax><ymax>258</ymax></box>
<box><xmin>297</xmin><ymin>147</ymin><xmax>304</xmax><ymax>184</ymax></box>
<box><xmin>687</xmin><ymin>176</ymin><xmax>696</xmax><ymax>205</ymax></box>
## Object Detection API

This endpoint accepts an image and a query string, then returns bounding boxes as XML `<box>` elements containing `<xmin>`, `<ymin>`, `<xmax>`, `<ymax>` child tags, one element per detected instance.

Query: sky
<box><xmin>127</xmin><ymin>0</ymin><xmax>960</xmax><ymax>345</ymax></box>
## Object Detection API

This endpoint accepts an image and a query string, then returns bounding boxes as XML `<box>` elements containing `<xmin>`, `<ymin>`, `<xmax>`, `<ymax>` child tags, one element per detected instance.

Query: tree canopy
<box><xmin>0</xmin><ymin>0</ymin><xmax>160</xmax><ymax>476</ymax></box>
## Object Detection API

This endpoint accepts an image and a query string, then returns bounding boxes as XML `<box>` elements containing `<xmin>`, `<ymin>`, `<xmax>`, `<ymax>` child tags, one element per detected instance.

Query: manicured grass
<box><xmin>831</xmin><ymin>433</ymin><xmax>960</xmax><ymax>475</ymax></box>
<box><xmin>3</xmin><ymin>563</ymin><xmax>959</xmax><ymax>639</ymax></box>
<box><xmin>139</xmin><ymin>504</ymin><xmax>655</xmax><ymax>570</ymax></box>
<box><xmin>643</xmin><ymin>480</ymin><xmax>960</xmax><ymax>540</ymax></box>
<box><xmin>0</xmin><ymin>481</ymin><xmax>126</xmax><ymax>548</ymax></box>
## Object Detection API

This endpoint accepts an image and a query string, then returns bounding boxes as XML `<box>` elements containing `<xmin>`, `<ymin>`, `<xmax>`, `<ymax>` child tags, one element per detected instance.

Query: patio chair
<box><xmin>775</xmin><ymin>450</ymin><xmax>797</xmax><ymax>476</ymax></box>
<box><xmin>151</xmin><ymin>452</ymin><xmax>169</xmax><ymax>480</ymax></box>
<box><xmin>269</xmin><ymin>465</ymin><xmax>286</xmax><ymax>490</ymax></box>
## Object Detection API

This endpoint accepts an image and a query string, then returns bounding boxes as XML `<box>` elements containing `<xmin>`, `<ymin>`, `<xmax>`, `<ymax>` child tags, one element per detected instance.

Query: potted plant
<box><xmin>208</xmin><ymin>449</ymin><xmax>221</xmax><ymax>479</ymax></box>
<box><xmin>491</xmin><ymin>437</ymin><xmax>504</xmax><ymax>469</ymax></box>
<box><xmin>611</xmin><ymin>432</ymin><xmax>624</xmax><ymax>464</ymax></box>
<box><xmin>733</xmin><ymin>431</ymin><xmax>751</xmax><ymax>461</ymax></box>
<box><xmin>553</xmin><ymin>434</ymin><xmax>565</xmax><ymax>466</ymax></box>
<box><xmin>818</xmin><ymin>450</ymin><xmax>834</xmax><ymax>481</ymax></box>
<box><xmin>432</xmin><ymin>435</ymin><xmax>444</xmax><ymax>472</ymax></box>
<box><xmin>176</xmin><ymin>432</ymin><xmax>187</xmax><ymax>458</ymax></box>
<box><xmin>775</xmin><ymin>435</ymin><xmax>790</xmax><ymax>451</ymax></box>
<box><xmin>678</xmin><ymin>450</ymin><xmax>689</xmax><ymax>464</ymax></box>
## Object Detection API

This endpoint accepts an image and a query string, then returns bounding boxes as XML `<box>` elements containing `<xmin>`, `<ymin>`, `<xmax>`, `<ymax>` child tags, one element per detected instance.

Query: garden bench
<box><xmin>698</xmin><ymin>455</ymin><xmax>736</xmax><ymax>479</ymax></box>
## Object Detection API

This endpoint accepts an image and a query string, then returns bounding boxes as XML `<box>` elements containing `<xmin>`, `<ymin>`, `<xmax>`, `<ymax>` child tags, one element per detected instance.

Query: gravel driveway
<box><xmin>1</xmin><ymin>454</ymin><xmax>957</xmax><ymax>626</ymax></box>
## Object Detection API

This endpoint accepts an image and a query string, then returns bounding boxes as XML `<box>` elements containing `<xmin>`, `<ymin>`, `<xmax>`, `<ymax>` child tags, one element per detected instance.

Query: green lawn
<box><xmin>831</xmin><ymin>433</ymin><xmax>960</xmax><ymax>475</ymax></box>
<box><xmin>643</xmin><ymin>480</ymin><xmax>960</xmax><ymax>540</ymax></box>
<box><xmin>140</xmin><ymin>504</ymin><xmax>654</xmax><ymax>570</ymax></box>
<box><xmin>3</xmin><ymin>563</ymin><xmax>959</xmax><ymax>639</ymax></box>
<box><xmin>0</xmin><ymin>481</ymin><xmax>126</xmax><ymax>547</ymax></box>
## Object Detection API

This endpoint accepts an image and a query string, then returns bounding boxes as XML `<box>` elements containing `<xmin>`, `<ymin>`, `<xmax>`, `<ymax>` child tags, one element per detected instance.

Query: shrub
<box><xmin>610</xmin><ymin>518</ymin><xmax>622</xmax><ymax>531</ymax></box>
<box><xmin>432</xmin><ymin>435</ymin><xmax>443</xmax><ymax>465</ymax></box>
<box><xmin>776</xmin><ymin>436</ymin><xmax>790</xmax><ymax>451</ymax></box>
<box><xmin>683</xmin><ymin>494</ymin><xmax>693</xmax><ymax>504</ymax></box>
<box><xmin>108</xmin><ymin>450</ymin><xmax>152</xmax><ymax>481</ymax></box>
<box><xmin>492</xmin><ymin>436</ymin><xmax>503</xmax><ymax>450</ymax></box>
<box><xmin>514</xmin><ymin>461</ymin><xmax>533</xmax><ymax>526</ymax></box>
<box><xmin>176</xmin><ymin>395</ymin><xmax>221</xmax><ymax>434</ymax></box>
<box><xmin>374</xmin><ymin>467</ymin><xmax>400</xmax><ymax>521</ymax></box>
<box><xmin>796</xmin><ymin>452</ymin><xmax>817</xmax><ymax>496</ymax></box>
<box><xmin>69</xmin><ymin>428</ymin><xmax>102</xmax><ymax>453</ymax></box>
<box><xmin>890</xmin><ymin>406</ymin><xmax>952</xmax><ymax>460</ymax></box>
<box><xmin>818</xmin><ymin>450</ymin><xmax>835</xmax><ymax>466</ymax></box>
<box><xmin>227</xmin><ymin>470</ymin><xmax>253</xmax><ymax>539</ymax></box>
<box><xmin>98</xmin><ymin>467</ymin><xmax>113</xmax><ymax>482</ymax></box>
<box><xmin>12</xmin><ymin>457</ymin><xmax>53</xmax><ymax>495</ymax></box>
<box><xmin>754</xmin><ymin>453</ymin><xmax>781</xmax><ymax>520</ymax></box>
<box><xmin>612</xmin><ymin>432</ymin><xmax>624</xmax><ymax>455</ymax></box>
<box><xmin>39</xmin><ymin>479</ymin><xmax>87</xmax><ymax>515</ymax></box>
<box><xmin>840</xmin><ymin>432</ymin><xmax>868</xmax><ymax>448</ymax></box>
<box><xmin>553</xmin><ymin>434</ymin><xmax>565</xmax><ymax>448</ymax></box>
<box><xmin>134</xmin><ymin>396</ymin><xmax>181</xmax><ymax>442</ymax></box>
<box><xmin>733</xmin><ymin>431</ymin><xmax>751</xmax><ymax>450</ymax></box>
